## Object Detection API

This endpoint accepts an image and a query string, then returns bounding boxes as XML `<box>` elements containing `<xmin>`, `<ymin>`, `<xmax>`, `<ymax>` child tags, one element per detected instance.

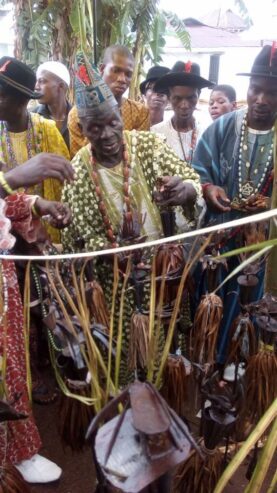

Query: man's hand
<box><xmin>34</xmin><ymin>198</ymin><xmax>72</xmax><ymax>229</ymax></box>
<box><xmin>204</xmin><ymin>185</ymin><xmax>231</xmax><ymax>212</ymax></box>
<box><xmin>4</xmin><ymin>153</ymin><xmax>75</xmax><ymax>190</ymax></box>
<box><xmin>153</xmin><ymin>176</ymin><xmax>196</xmax><ymax>207</ymax></box>
<box><xmin>244</xmin><ymin>194</ymin><xmax>270</xmax><ymax>213</ymax></box>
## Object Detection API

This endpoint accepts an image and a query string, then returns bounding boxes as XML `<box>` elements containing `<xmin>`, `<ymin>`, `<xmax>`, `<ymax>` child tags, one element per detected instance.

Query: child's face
<box><xmin>209</xmin><ymin>90</ymin><xmax>236</xmax><ymax>120</ymax></box>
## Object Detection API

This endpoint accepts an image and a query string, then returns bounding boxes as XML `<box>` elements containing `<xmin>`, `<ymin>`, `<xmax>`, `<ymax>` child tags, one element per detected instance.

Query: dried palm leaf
<box><xmin>173</xmin><ymin>442</ymin><xmax>223</xmax><ymax>493</ymax></box>
<box><xmin>161</xmin><ymin>354</ymin><xmax>189</xmax><ymax>417</ymax></box>
<box><xmin>191</xmin><ymin>294</ymin><xmax>223</xmax><ymax>368</ymax></box>
<box><xmin>155</xmin><ymin>243</ymin><xmax>185</xmax><ymax>304</ymax></box>
<box><xmin>128</xmin><ymin>312</ymin><xmax>149</xmax><ymax>370</ymax></box>
<box><xmin>0</xmin><ymin>463</ymin><xmax>30</xmax><ymax>493</ymax></box>
<box><xmin>90</xmin><ymin>280</ymin><xmax>110</xmax><ymax>329</ymax></box>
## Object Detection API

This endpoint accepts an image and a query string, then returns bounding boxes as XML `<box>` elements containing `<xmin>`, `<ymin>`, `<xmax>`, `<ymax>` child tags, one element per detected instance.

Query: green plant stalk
<box><xmin>215</xmin><ymin>238</ymin><xmax>277</xmax><ymax>258</ymax></box>
<box><xmin>105</xmin><ymin>255</ymin><xmax>119</xmax><ymax>403</ymax></box>
<box><xmin>114</xmin><ymin>256</ymin><xmax>132</xmax><ymax>393</ymax></box>
<box><xmin>86</xmin><ymin>0</ymin><xmax>94</xmax><ymax>49</ymax></box>
<box><xmin>214</xmin><ymin>398</ymin><xmax>277</xmax><ymax>493</ymax></box>
<box><xmin>245</xmin><ymin>417</ymin><xmax>277</xmax><ymax>493</ymax></box>
<box><xmin>213</xmin><ymin>245</ymin><xmax>272</xmax><ymax>294</ymax></box>
<box><xmin>147</xmin><ymin>251</ymin><xmax>167</xmax><ymax>383</ymax></box>
<box><xmin>267</xmin><ymin>467</ymin><xmax>277</xmax><ymax>493</ymax></box>
<box><xmin>23</xmin><ymin>260</ymin><xmax>32</xmax><ymax>401</ymax></box>
<box><xmin>146</xmin><ymin>255</ymin><xmax>157</xmax><ymax>381</ymax></box>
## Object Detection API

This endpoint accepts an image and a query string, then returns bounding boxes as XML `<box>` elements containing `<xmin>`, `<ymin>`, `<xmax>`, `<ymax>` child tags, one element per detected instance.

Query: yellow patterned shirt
<box><xmin>68</xmin><ymin>98</ymin><xmax>150</xmax><ymax>158</ymax></box>
<box><xmin>0</xmin><ymin>113</ymin><xmax>70</xmax><ymax>242</ymax></box>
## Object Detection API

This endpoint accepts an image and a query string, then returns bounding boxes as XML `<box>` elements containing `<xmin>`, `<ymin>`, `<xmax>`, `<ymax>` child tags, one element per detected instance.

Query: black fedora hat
<box><xmin>154</xmin><ymin>61</ymin><xmax>214</xmax><ymax>94</ymax></box>
<box><xmin>0</xmin><ymin>56</ymin><xmax>42</xmax><ymax>99</ymax></box>
<box><xmin>237</xmin><ymin>43</ymin><xmax>277</xmax><ymax>78</ymax></box>
<box><xmin>140</xmin><ymin>65</ymin><xmax>170</xmax><ymax>94</ymax></box>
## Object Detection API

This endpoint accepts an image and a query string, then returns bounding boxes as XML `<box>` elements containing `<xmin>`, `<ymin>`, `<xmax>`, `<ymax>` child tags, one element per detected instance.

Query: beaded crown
<box><xmin>74</xmin><ymin>51</ymin><xmax>118</xmax><ymax>117</ymax></box>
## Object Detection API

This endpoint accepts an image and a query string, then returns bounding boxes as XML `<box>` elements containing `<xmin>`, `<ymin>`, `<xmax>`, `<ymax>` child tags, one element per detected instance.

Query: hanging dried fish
<box><xmin>191</xmin><ymin>294</ymin><xmax>223</xmax><ymax>368</ymax></box>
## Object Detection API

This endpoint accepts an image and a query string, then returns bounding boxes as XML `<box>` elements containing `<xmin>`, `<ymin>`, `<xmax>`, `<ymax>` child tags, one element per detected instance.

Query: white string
<box><xmin>1</xmin><ymin>209</ymin><xmax>276</xmax><ymax>261</ymax></box>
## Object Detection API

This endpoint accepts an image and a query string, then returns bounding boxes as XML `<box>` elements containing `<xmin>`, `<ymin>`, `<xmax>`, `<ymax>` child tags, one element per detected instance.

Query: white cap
<box><xmin>36</xmin><ymin>61</ymin><xmax>70</xmax><ymax>86</ymax></box>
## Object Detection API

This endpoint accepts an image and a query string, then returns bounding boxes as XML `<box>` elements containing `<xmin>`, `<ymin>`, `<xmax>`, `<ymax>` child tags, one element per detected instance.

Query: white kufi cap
<box><xmin>36</xmin><ymin>61</ymin><xmax>70</xmax><ymax>86</ymax></box>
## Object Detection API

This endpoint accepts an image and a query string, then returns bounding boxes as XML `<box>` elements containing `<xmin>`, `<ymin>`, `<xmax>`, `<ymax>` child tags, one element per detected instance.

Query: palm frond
<box><xmin>163</xmin><ymin>10</ymin><xmax>191</xmax><ymax>50</ymax></box>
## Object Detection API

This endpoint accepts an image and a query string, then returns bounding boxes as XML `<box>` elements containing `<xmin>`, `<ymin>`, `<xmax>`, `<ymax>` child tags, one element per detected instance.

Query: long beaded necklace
<box><xmin>31</xmin><ymin>264</ymin><xmax>62</xmax><ymax>353</ymax></box>
<box><xmin>2</xmin><ymin>113</ymin><xmax>38</xmax><ymax>168</ymax></box>
<box><xmin>90</xmin><ymin>139</ymin><xmax>132</xmax><ymax>248</ymax></box>
<box><xmin>237</xmin><ymin>112</ymin><xmax>274</xmax><ymax>201</ymax></box>
<box><xmin>176</xmin><ymin>119</ymin><xmax>197</xmax><ymax>163</ymax></box>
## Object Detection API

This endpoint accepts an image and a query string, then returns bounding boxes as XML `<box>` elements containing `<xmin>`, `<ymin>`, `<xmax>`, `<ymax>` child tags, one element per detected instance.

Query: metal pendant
<box><xmin>241</xmin><ymin>181</ymin><xmax>255</xmax><ymax>198</ymax></box>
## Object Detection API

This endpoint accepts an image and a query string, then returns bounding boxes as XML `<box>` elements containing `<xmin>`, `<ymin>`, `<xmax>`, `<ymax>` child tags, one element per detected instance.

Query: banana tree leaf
<box><xmin>214</xmin><ymin>246</ymin><xmax>272</xmax><ymax>294</ymax></box>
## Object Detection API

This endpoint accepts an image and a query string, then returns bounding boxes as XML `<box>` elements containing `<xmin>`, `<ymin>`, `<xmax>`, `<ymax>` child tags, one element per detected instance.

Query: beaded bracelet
<box><xmin>0</xmin><ymin>171</ymin><xmax>14</xmax><ymax>195</ymax></box>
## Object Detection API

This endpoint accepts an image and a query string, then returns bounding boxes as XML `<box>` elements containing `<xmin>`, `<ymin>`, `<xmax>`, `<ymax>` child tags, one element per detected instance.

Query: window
<box><xmin>209</xmin><ymin>54</ymin><xmax>220</xmax><ymax>84</ymax></box>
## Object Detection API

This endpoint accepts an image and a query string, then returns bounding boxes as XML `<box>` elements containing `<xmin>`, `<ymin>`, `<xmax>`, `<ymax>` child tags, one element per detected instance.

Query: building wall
<box><xmin>161</xmin><ymin>43</ymin><xmax>262</xmax><ymax>101</ymax></box>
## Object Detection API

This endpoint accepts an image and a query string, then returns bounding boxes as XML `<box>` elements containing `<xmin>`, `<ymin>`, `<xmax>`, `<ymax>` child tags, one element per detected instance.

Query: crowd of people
<box><xmin>0</xmin><ymin>40</ymin><xmax>276</xmax><ymax>488</ymax></box>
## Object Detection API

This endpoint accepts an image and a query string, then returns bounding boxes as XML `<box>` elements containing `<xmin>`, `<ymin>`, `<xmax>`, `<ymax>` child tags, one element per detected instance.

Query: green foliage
<box><xmin>6</xmin><ymin>0</ymin><xmax>190</xmax><ymax>94</ymax></box>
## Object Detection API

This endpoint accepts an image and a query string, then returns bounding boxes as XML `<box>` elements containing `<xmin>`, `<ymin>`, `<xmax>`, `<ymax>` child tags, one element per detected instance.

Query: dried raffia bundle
<box><xmin>244</xmin><ymin>293</ymin><xmax>277</xmax><ymax>423</ymax></box>
<box><xmin>245</xmin><ymin>345</ymin><xmax>277</xmax><ymax>423</ymax></box>
<box><xmin>173</xmin><ymin>442</ymin><xmax>223</xmax><ymax>493</ymax></box>
<box><xmin>173</xmin><ymin>374</ymin><xmax>238</xmax><ymax>493</ymax></box>
<box><xmin>155</xmin><ymin>243</ymin><xmax>185</xmax><ymax>304</ymax></box>
<box><xmin>58</xmin><ymin>379</ymin><xmax>96</xmax><ymax>451</ymax></box>
<box><xmin>0</xmin><ymin>463</ymin><xmax>31</xmax><ymax>493</ymax></box>
<box><xmin>191</xmin><ymin>293</ymin><xmax>223</xmax><ymax>368</ymax></box>
<box><xmin>89</xmin><ymin>280</ymin><xmax>110</xmax><ymax>329</ymax></box>
<box><xmin>161</xmin><ymin>354</ymin><xmax>190</xmax><ymax>417</ymax></box>
<box><xmin>128</xmin><ymin>312</ymin><xmax>150</xmax><ymax>370</ymax></box>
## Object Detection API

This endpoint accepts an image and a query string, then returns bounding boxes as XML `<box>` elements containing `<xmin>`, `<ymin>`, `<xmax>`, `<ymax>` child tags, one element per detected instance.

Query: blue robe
<box><xmin>192</xmin><ymin>109</ymin><xmax>273</xmax><ymax>362</ymax></box>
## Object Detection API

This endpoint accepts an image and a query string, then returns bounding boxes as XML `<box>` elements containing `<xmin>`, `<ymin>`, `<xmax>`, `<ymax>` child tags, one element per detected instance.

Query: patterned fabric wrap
<box><xmin>5</xmin><ymin>193</ymin><xmax>41</xmax><ymax>244</ymax></box>
<box><xmin>0</xmin><ymin>199</ymin><xmax>15</xmax><ymax>250</ymax></box>
<box><xmin>74</xmin><ymin>51</ymin><xmax>117</xmax><ymax>117</ymax></box>
<box><xmin>0</xmin><ymin>194</ymin><xmax>42</xmax><ymax>464</ymax></box>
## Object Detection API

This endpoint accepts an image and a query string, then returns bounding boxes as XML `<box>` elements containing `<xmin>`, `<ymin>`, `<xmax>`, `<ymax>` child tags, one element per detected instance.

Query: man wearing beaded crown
<box><xmin>62</xmin><ymin>52</ymin><xmax>202</xmax><ymax>253</ymax></box>
<box><xmin>193</xmin><ymin>43</ymin><xmax>277</xmax><ymax>224</ymax></box>
<box><xmin>192</xmin><ymin>43</ymin><xmax>277</xmax><ymax>364</ymax></box>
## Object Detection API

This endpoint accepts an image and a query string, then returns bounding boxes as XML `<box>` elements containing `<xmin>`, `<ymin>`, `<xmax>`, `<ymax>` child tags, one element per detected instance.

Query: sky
<box><xmin>160</xmin><ymin>0</ymin><xmax>277</xmax><ymax>38</ymax></box>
